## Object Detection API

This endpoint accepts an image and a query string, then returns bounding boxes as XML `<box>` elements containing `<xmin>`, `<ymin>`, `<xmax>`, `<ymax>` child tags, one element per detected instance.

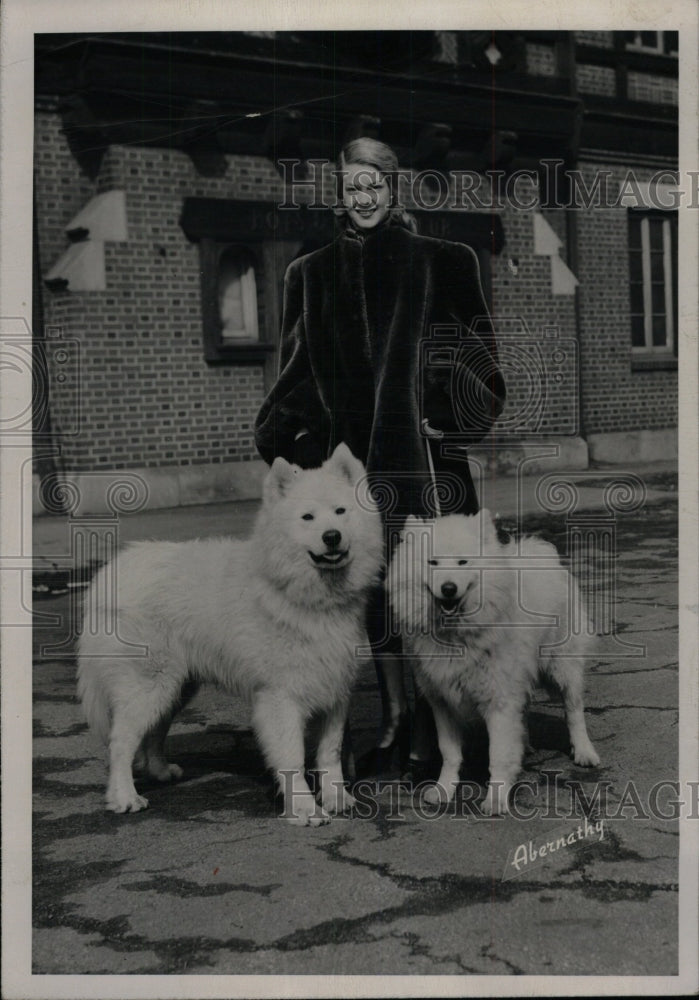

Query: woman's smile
<box><xmin>342</xmin><ymin>163</ymin><xmax>391</xmax><ymax>230</ymax></box>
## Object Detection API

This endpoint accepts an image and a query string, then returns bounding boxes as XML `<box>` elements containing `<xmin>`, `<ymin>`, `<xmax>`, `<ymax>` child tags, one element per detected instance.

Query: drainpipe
<box><xmin>565</xmin><ymin>185</ymin><xmax>585</xmax><ymax>445</ymax></box>
<box><xmin>562</xmin><ymin>31</ymin><xmax>586</xmax><ymax>449</ymax></box>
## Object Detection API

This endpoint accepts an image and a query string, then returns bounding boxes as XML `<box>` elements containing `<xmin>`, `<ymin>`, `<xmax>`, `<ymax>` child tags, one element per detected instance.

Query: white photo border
<box><xmin>1</xmin><ymin>1</ymin><xmax>697</xmax><ymax>997</ymax></box>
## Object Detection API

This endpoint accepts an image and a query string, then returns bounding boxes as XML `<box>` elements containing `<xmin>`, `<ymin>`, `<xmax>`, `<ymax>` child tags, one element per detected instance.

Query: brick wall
<box><xmin>576</xmin><ymin>64</ymin><xmax>616</xmax><ymax>97</ymax></box>
<box><xmin>627</xmin><ymin>71</ymin><xmax>678</xmax><ymax>105</ymax></box>
<box><xmin>575</xmin><ymin>31</ymin><xmax>614</xmax><ymax>49</ymax></box>
<box><xmin>35</xmin><ymin>108</ymin><xmax>677</xmax><ymax>478</ymax></box>
<box><xmin>35</xmin><ymin>112</ymin><xmax>95</xmax><ymax>268</ymax></box>
<box><xmin>526</xmin><ymin>43</ymin><xmax>557</xmax><ymax>77</ymax></box>
<box><xmin>575</xmin><ymin>162</ymin><xmax>677</xmax><ymax>435</ymax></box>
<box><xmin>573</xmin><ymin>33</ymin><xmax>678</xmax><ymax>107</ymax></box>
<box><xmin>489</xmin><ymin>193</ymin><xmax>579</xmax><ymax>440</ymax></box>
<box><xmin>36</xmin><ymin>114</ymin><xmax>281</xmax><ymax>471</ymax></box>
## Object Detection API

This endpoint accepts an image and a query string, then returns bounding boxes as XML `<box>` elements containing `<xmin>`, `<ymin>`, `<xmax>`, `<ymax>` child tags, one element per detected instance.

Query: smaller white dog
<box><xmin>389</xmin><ymin>511</ymin><xmax>600</xmax><ymax>815</ymax></box>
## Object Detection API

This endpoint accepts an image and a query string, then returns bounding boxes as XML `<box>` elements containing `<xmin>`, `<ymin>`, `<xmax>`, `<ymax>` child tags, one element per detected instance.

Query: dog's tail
<box><xmin>76</xmin><ymin>658</ymin><xmax>112</xmax><ymax>746</ymax></box>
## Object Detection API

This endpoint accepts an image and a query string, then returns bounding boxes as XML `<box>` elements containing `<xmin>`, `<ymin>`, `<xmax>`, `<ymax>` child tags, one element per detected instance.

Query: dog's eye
<box><xmin>458</xmin><ymin>559</ymin><xmax>468</xmax><ymax>566</ymax></box>
<box><xmin>301</xmin><ymin>513</ymin><xmax>314</xmax><ymax>521</ymax></box>
<box><xmin>335</xmin><ymin>507</ymin><xmax>346</xmax><ymax>515</ymax></box>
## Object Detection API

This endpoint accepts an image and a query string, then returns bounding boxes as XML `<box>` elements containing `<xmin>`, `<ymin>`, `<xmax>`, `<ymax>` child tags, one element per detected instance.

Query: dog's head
<box><xmin>261</xmin><ymin>444</ymin><xmax>383</xmax><ymax>592</ymax></box>
<box><xmin>395</xmin><ymin>511</ymin><xmax>502</xmax><ymax>621</ymax></box>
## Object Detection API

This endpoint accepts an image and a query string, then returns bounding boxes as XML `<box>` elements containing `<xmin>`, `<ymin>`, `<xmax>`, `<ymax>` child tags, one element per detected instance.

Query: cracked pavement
<box><xmin>30</xmin><ymin>483</ymin><xmax>682</xmax><ymax>977</ymax></box>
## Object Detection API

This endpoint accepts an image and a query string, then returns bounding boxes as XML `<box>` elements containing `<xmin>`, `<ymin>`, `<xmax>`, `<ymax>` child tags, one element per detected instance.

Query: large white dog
<box><xmin>78</xmin><ymin>444</ymin><xmax>382</xmax><ymax>826</ymax></box>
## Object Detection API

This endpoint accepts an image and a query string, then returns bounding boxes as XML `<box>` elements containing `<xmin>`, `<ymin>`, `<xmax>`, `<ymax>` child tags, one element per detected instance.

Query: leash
<box><xmin>423</xmin><ymin>423</ymin><xmax>442</xmax><ymax>518</ymax></box>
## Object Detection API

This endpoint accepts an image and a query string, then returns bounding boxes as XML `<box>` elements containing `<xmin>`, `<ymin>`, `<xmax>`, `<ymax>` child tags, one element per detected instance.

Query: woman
<box><xmin>255</xmin><ymin>137</ymin><xmax>506</xmax><ymax>778</ymax></box>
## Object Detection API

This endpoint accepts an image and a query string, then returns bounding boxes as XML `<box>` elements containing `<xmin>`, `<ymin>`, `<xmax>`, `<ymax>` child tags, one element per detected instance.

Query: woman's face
<box><xmin>342</xmin><ymin>162</ymin><xmax>391</xmax><ymax>230</ymax></box>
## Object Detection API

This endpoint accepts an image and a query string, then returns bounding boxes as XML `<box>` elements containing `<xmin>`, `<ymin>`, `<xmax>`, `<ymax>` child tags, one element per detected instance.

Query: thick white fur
<box><xmin>388</xmin><ymin>511</ymin><xmax>600</xmax><ymax>815</ymax></box>
<box><xmin>77</xmin><ymin>443</ymin><xmax>383</xmax><ymax>826</ymax></box>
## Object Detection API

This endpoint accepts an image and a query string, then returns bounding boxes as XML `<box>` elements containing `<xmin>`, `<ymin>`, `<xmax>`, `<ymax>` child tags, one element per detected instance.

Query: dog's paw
<box><xmin>106</xmin><ymin>791</ymin><xmax>149</xmax><ymax>813</ymax></box>
<box><xmin>572</xmin><ymin>743</ymin><xmax>600</xmax><ymax>767</ymax></box>
<box><xmin>421</xmin><ymin>782</ymin><xmax>454</xmax><ymax>806</ymax></box>
<box><xmin>481</xmin><ymin>784</ymin><xmax>509</xmax><ymax>817</ymax></box>
<box><xmin>148</xmin><ymin>761</ymin><xmax>184</xmax><ymax>782</ymax></box>
<box><xmin>321</xmin><ymin>786</ymin><xmax>356</xmax><ymax>815</ymax></box>
<box><xmin>285</xmin><ymin>796</ymin><xmax>331</xmax><ymax>827</ymax></box>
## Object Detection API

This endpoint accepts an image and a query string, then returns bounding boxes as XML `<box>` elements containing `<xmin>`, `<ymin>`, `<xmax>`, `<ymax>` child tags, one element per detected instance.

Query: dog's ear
<box><xmin>326</xmin><ymin>442</ymin><xmax>364</xmax><ymax>484</ymax></box>
<box><xmin>265</xmin><ymin>456</ymin><xmax>300</xmax><ymax>501</ymax></box>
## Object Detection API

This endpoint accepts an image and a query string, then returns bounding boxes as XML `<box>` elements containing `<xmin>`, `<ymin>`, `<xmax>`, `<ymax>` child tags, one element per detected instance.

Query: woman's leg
<box><xmin>365</xmin><ymin>586</ymin><xmax>409</xmax><ymax>749</ymax></box>
<box><xmin>409</xmin><ymin>691</ymin><xmax>438</xmax><ymax>762</ymax></box>
<box><xmin>359</xmin><ymin>585</ymin><xmax>439</xmax><ymax>776</ymax></box>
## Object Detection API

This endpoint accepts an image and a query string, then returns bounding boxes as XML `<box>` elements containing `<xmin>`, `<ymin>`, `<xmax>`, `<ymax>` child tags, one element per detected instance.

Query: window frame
<box><xmin>624</xmin><ymin>31</ymin><xmax>678</xmax><ymax>57</ymax></box>
<box><xmin>627</xmin><ymin>208</ymin><xmax>678</xmax><ymax>370</ymax></box>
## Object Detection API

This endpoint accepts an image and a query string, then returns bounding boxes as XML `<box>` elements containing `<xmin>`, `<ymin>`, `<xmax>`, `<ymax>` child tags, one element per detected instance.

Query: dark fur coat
<box><xmin>255</xmin><ymin>222</ymin><xmax>506</xmax><ymax>519</ymax></box>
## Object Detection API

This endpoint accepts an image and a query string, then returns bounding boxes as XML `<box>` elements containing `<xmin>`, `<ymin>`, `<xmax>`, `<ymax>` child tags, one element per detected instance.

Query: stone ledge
<box><xmin>33</xmin><ymin>433</ymin><xmax>676</xmax><ymax>515</ymax></box>
<box><xmin>33</xmin><ymin>459</ymin><xmax>268</xmax><ymax>516</ymax></box>
<box><xmin>587</xmin><ymin>429</ymin><xmax>678</xmax><ymax>465</ymax></box>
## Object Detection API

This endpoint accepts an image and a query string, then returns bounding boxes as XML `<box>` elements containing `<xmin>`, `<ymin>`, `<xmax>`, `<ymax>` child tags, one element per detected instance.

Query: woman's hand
<box><xmin>421</xmin><ymin>419</ymin><xmax>444</xmax><ymax>439</ymax></box>
<box><xmin>292</xmin><ymin>430</ymin><xmax>324</xmax><ymax>468</ymax></box>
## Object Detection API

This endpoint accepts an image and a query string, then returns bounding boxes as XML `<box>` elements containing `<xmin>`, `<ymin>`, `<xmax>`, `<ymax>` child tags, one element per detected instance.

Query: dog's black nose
<box><xmin>322</xmin><ymin>529</ymin><xmax>342</xmax><ymax>550</ymax></box>
<box><xmin>441</xmin><ymin>581</ymin><xmax>458</xmax><ymax>599</ymax></box>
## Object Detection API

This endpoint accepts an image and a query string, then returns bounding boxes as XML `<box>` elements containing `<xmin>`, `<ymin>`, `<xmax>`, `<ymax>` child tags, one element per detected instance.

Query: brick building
<box><xmin>32</xmin><ymin>30</ymin><xmax>679</xmax><ymax>513</ymax></box>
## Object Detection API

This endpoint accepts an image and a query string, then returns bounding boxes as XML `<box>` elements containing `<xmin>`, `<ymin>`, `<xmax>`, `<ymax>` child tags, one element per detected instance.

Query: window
<box><xmin>198</xmin><ymin>240</ymin><xmax>274</xmax><ymax>364</ymax></box>
<box><xmin>218</xmin><ymin>247</ymin><xmax>259</xmax><ymax>342</ymax></box>
<box><xmin>624</xmin><ymin>31</ymin><xmax>678</xmax><ymax>56</ymax></box>
<box><xmin>628</xmin><ymin>211</ymin><xmax>678</xmax><ymax>366</ymax></box>
<box><xmin>180</xmin><ymin>197</ymin><xmax>314</xmax><ymax>376</ymax></box>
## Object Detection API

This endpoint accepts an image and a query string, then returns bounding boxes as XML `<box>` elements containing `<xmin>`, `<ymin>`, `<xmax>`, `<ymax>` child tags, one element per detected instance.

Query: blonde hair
<box><xmin>334</xmin><ymin>137</ymin><xmax>417</xmax><ymax>233</ymax></box>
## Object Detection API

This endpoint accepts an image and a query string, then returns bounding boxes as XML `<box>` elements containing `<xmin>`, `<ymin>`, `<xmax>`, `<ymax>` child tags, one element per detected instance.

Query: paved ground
<box><xmin>31</xmin><ymin>463</ymin><xmax>682</xmax><ymax>979</ymax></box>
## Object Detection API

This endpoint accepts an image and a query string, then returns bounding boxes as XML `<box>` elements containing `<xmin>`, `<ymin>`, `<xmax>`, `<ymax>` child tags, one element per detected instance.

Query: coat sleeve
<box><xmin>421</xmin><ymin>242</ymin><xmax>506</xmax><ymax>443</ymax></box>
<box><xmin>254</xmin><ymin>258</ymin><xmax>329</xmax><ymax>467</ymax></box>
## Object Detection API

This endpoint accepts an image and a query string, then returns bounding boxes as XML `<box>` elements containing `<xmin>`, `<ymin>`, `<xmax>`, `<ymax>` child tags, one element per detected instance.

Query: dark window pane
<box><xmin>629</xmin><ymin>251</ymin><xmax>643</xmax><ymax>283</ymax></box>
<box><xmin>629</xmin><ymin>283</ymin><xmax>645</xmax><ymax>314</ymax></box>
<box><xmin>664</xmin><ymin>31</ymin><xmax>678</xmax><ymax>54</ymax></box>
<box><xmin>650</xmin><ymin>251</ymin><xmax>665</xmax><ymax>281</ymax></box>
<box><xmin>652</xmin><ymin>314</ymin><xmax>667</xmax><ymax>347</ymax></box>
<box><xmin>628</xmin><ymin>219</ymin><xmax>642</xmax><ymax>250</ymax></box>
<box><xmin>631</xmin><ymin>314</ymin><xmax>646</xmax><ymax>348</ymax></box>
<box><xmin>651</xmin><ymin>282</ymin><xmax>666</xmax><ymax>313</ymax></box>
<box><xmin>649</xmin><ymin>219</ymin><xmax>664</xmax><ymax>250</ymax></box>
<box><xmin>641</xmin><ymin>31</ymin><xmax>659</xmax><ymax>48</ymax></box>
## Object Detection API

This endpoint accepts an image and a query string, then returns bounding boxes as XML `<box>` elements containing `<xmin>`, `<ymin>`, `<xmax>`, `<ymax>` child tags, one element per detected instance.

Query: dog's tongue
<box><xmin>438</xmin><ymin>599</ymin><xmax>461</xmax><ymax>616</ymax></box>
<box><xmin>310</xmin><ymin>549</ymin><xmax>347</xmax><ymax>566</ymax></box>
